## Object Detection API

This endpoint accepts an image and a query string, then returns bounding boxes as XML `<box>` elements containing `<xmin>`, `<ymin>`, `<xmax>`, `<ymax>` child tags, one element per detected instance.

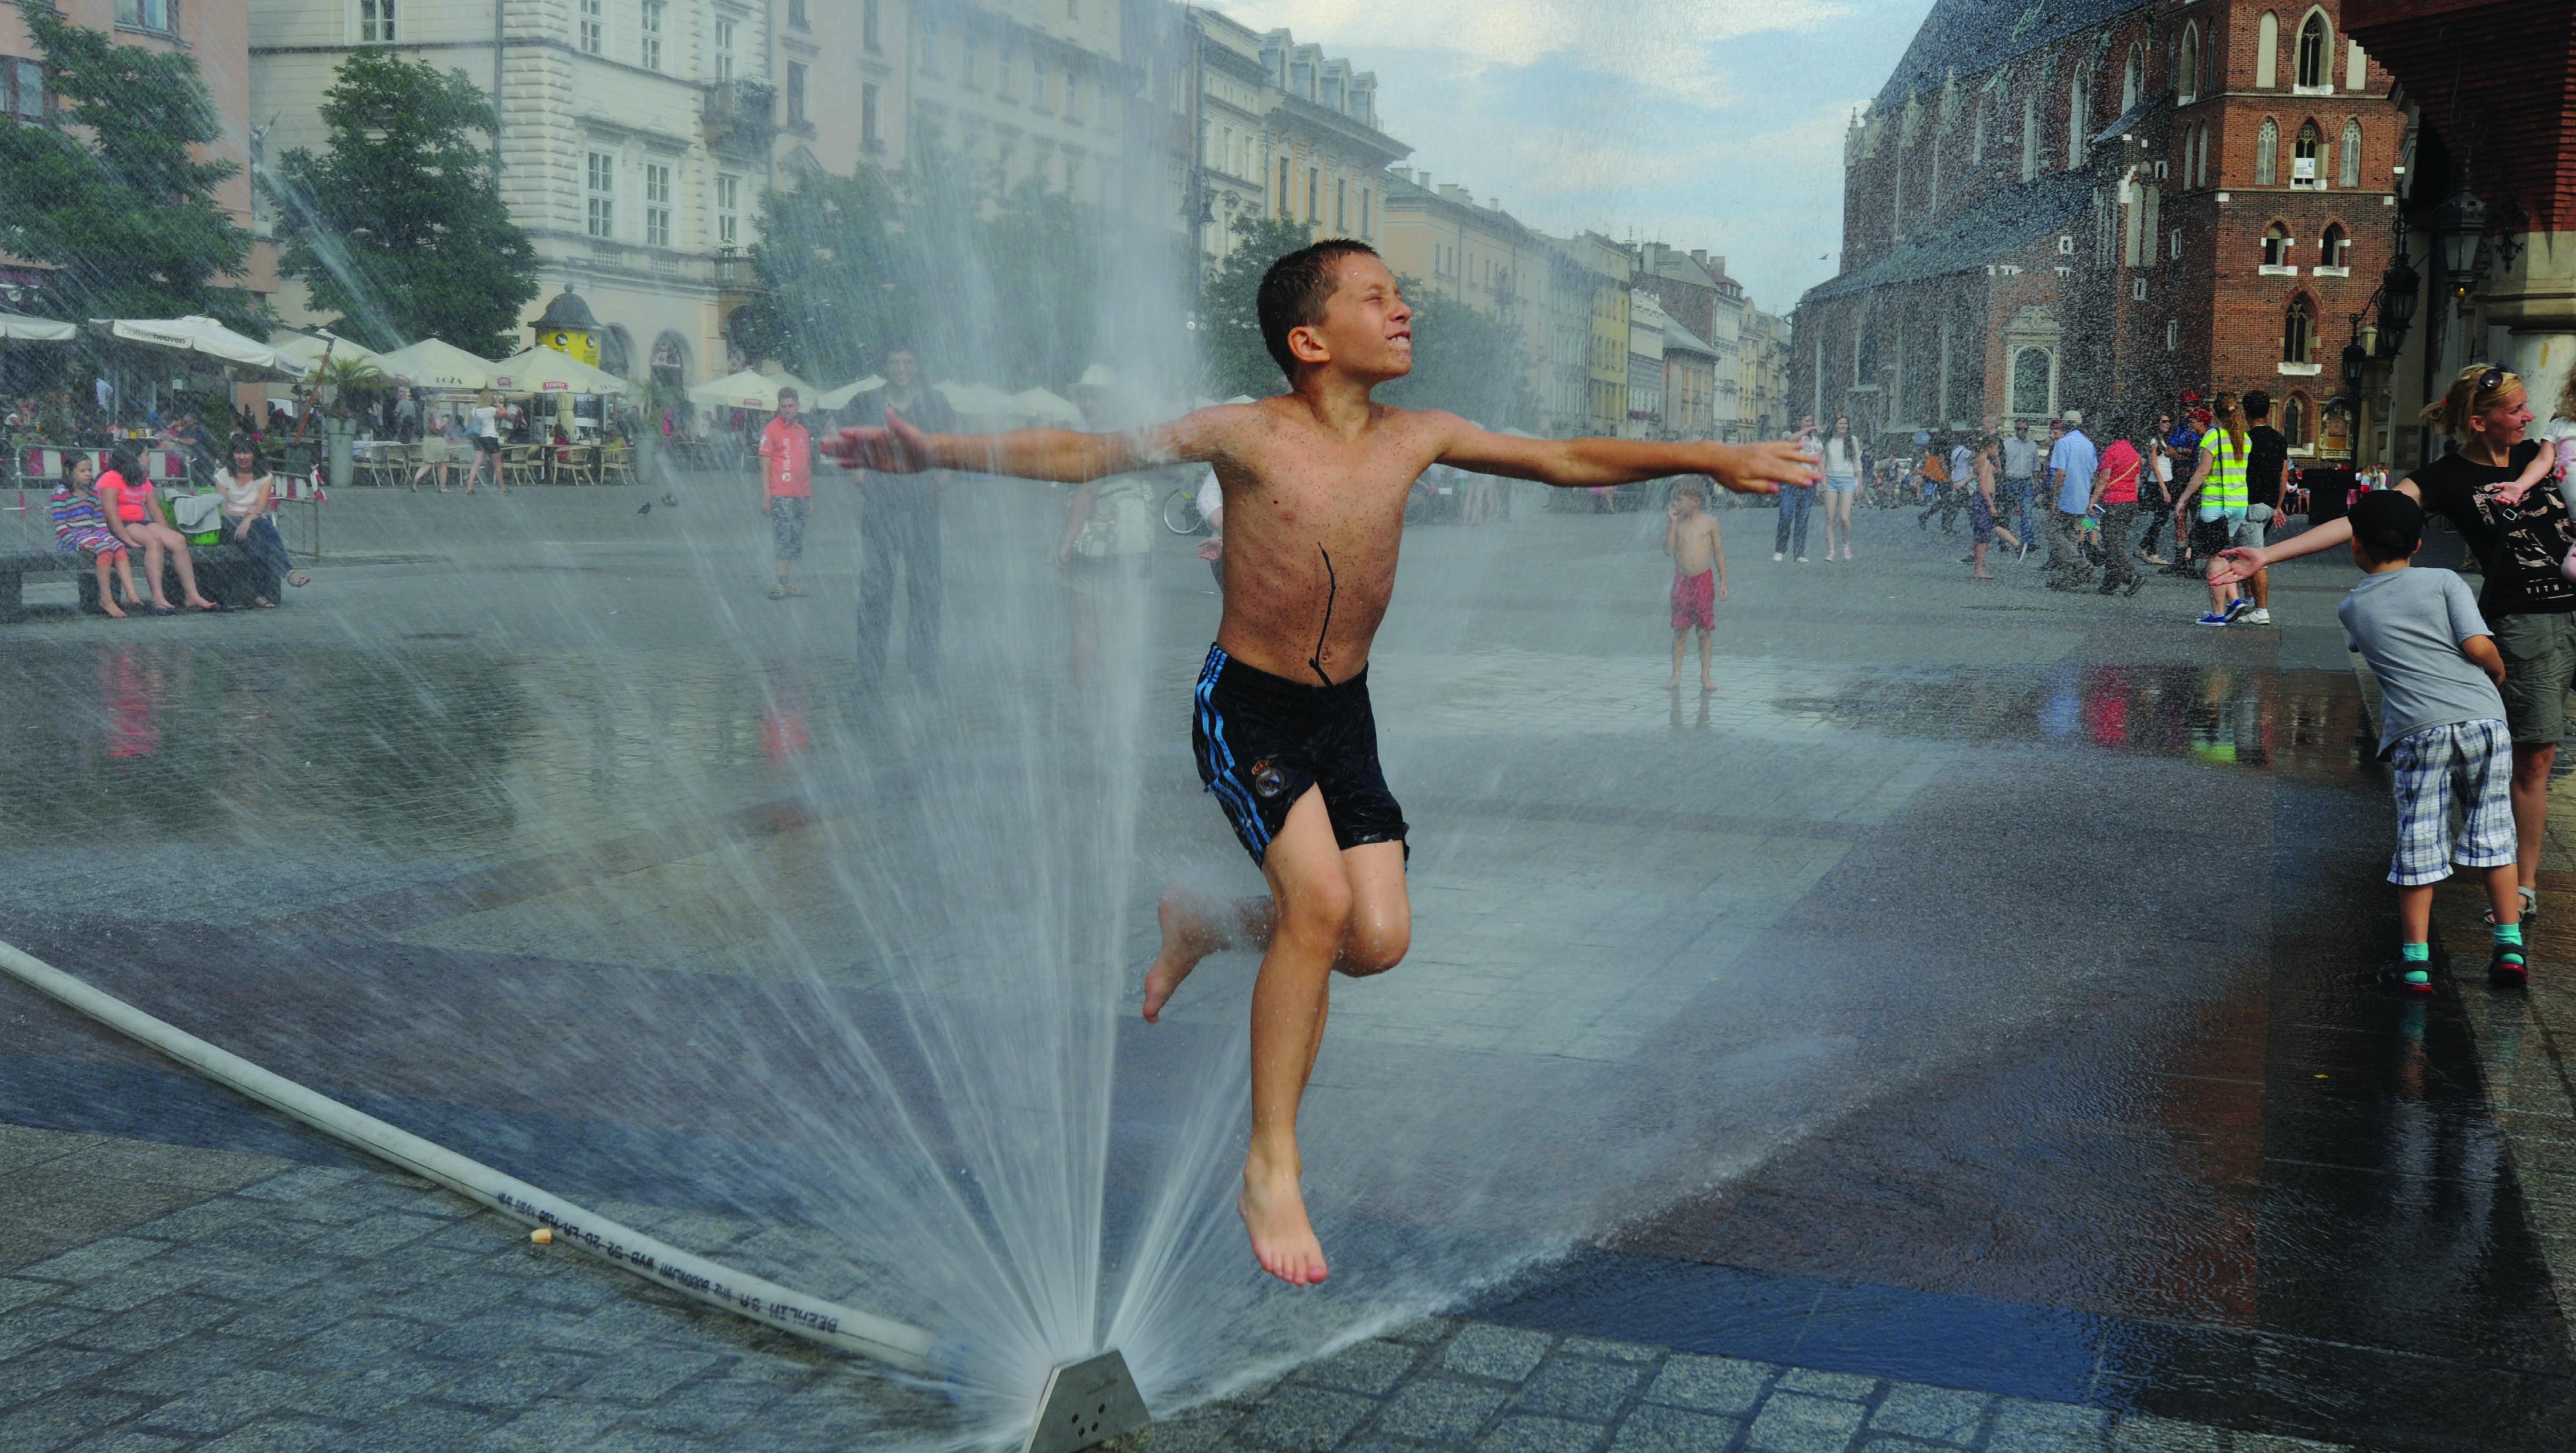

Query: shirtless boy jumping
<box><xmin>825</xmin><ymin>241</ymin><xmax>1817</xmax><ymax>1287</ymax></box>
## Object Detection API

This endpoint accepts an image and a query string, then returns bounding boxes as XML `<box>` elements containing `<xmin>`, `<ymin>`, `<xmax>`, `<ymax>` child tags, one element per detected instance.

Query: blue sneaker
<box><xmin>2195</xmin><ymin>611</ymin><xmax>2232</xmax><ymax>626</ymax></box>
<box><xmin>2223</xmin><ymin>596</ymin><xmax>2254</xmax><ymax>623</ymax></box>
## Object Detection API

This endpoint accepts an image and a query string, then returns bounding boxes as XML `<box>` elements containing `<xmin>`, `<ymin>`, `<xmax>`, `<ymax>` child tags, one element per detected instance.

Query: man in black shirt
<box><xmin>844</xmin><ymin>345</ymin><xmax>961</xmax><ymax>686</ymax></box>
<box><xmin>2237</xmin><ymin>390</ymin><xmax>2291</xmax><ymax>625</ymax></box>
<box><xmin>2217</xmin><ymin>364</ymin><xmax>2571</xmax><ymax>926</ymax></box>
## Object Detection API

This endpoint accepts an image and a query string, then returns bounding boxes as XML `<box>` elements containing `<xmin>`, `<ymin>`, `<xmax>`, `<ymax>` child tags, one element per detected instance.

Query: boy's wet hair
<box><xmin>1258</xmin><ymin>239</ymin><xmax>1381</xmax><ymax>378</ymax></box>
<box><xmin>2349</xmin><ymin>490</ymin><xmax>2425</xmax><ymax>563</ymax></box>
<box><xmin>1673</xmin><ymin>478</ymin><xmax>1708</xmax><ymax>503</ymax></box>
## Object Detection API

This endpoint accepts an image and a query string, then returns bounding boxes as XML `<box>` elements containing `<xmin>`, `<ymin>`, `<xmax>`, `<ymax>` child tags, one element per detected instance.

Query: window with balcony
<box><xmin>789</xmin><ymin>0</ymin><xmax>809</xmax><ymax>30</ymax></box>
<box><xmin>716</xmin><ymin>173</ymin><xmax>739</xmax><ymax>248</ymax></box>
<box><xmin>644</xmin><ymin>162</ymin><xmax>672</xmax><ymax>248</ymax></box>
<box><xmin>713</xmin><ymin>17</ymin><xmax>735</xmax><ymax>81</ymax></box>
<box><xmin>2292</xmin><ymin>120</ymin><xmax>2321</xmax><ymax>188</ymax></box>
<box><xmin>862</xmin><ymin>83</ymin><xmax>880</xmax><ymax>152</ymax></box>
<box><xmin>2338</xmin><ymin>119</ymin><xmax>2362</xmax><ymax>188</ymax></box>
<box><xmin>357</xmin><ymin>0</ymin><xmax>396</xmax><ymax>43</ymax></box>
<box><xmin>115</xmin><ymin>0</ymin><xmax>173</xmax><ymax>35</ymax></box>
<box><xmin>2256</xmin><ymin>118</ymin><xmax>2279</xmax><ymax>186</ymax></box>
<box><xmin>640</xmin><ymin>1</ymin><xmax>664</xmax><ymax>71</ymax></box>
<box><xmin>2296</xmin><ymin>12</ymin><xmax>2330</xmax><ymax>90</ymax></box>
<box><xmin>787</xmin><ymin>62</ymin><xmax>808</xmax><ymax>129</ymax></box>
<box><xmin>578</xmin><ymin>0</ymin><xmax>603</xmax><ymax>56</ymax></box>
<box><xmin>586</xmin><ymin>151</ymin><xmax>616</xmax><ymax>238</ymax></box>
<box><xmin>863</xmin><ymin>0</ymin><xmax>880</xmax><ymax>53</ymax></box>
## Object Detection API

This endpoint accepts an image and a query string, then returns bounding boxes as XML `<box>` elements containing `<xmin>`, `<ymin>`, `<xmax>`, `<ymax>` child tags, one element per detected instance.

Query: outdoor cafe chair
<box><xmin>498</xmin><ymin>443</ymin><xmax>545</xmax><ymax>491</ymax></box>
<box><xmin>559</xmin><ymin>444</ymin><xmax>601</xmax><ymax>487</ymax></box>
<box><xmin>598</xmin><ymin>443</ymin><xmax>639</xmax><ymax>488</ymax></box>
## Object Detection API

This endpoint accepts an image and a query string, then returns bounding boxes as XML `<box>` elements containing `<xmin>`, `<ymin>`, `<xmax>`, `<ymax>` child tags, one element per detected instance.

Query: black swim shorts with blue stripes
<box><xmin>1191</xmin><ymin>644</ymin><xmax>1409</xmax><ymax>866</ymax></box>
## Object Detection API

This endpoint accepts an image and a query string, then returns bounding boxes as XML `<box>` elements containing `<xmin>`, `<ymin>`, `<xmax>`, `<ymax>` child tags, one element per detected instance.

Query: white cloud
<box><xmin>1203</xmin><ymin>0</ymin><xmax>1844</xmax><ymax>103</ymax></box>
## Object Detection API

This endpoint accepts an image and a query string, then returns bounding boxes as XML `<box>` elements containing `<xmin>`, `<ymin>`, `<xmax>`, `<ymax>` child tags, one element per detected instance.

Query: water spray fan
<box><xmin>0</xmin><ymin>940</ymin><xmax>1152</xmax><ymax>1452</ymax></box>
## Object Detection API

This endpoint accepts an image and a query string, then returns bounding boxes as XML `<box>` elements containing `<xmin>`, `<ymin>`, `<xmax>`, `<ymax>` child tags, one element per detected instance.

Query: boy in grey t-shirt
<box><xmin>2336</xmin><ymin>492</ymin><xmax>2526</xmax><ymax>991</ymax></box>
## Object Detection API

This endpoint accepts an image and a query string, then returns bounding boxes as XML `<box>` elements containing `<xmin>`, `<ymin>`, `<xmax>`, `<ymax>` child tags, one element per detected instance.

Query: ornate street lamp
<box><xmin>2378</xmin><ymin>256</ymin><xmax>2419</xmax><ymax>353</ymax></box>
<box><xmin>2342</xmin><ymin>340</ymin><xmax>2368</xmax><ymax>389</ymax></box>
<box><xmin>2435</xmin><ymin>184</ymin><xmax>2487</xmax><ymax>298</ymax></box>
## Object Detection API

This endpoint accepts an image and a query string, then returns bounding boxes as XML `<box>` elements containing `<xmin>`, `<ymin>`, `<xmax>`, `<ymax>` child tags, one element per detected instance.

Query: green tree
<box><xmin>0</xmin><ymin>0</ymin><xmax>262</xmax><ymax>329</ymax></box>
<box><xmin>1376</xmin><ymin>279</ymin><xmax>1536</xmax><ymax>428</ymax></box>
<box><xmin>738</xmin><ymin>163</ymin><xmax>908</xmax><ymax>384</ymax></box>
<box><xmin>974</xmin><ymin>178</ymin><xmax>1104</xmax><ymax>390</ymax></box>
<box><xmin>266</xmin><ymin>50</ymin><xmax>537</xmax><ymax>357</ymax></box>
<box><xmin>1196</xmin><ymin>213</ymin><xmax>1313</xmax><ymax>398</ymax></box>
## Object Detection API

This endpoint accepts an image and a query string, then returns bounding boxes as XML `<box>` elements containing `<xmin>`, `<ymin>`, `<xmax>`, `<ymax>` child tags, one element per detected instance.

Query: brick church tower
<box><xmin>1794</xmin><ymin>0</ymin><xmax>2405</xmax><ymax>464</ymax></box>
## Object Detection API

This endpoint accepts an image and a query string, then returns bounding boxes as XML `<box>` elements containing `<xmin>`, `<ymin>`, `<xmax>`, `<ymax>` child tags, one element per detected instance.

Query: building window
<box><xmin>713</xmin><ymin>18</ymin><xmax>735</xmax><ymax>80</ymax></box>
<box><xmin>863</xmin><ymin>0</ymin><xmax>880</xmax><ymax>52</ymax></box>
<box><xmin>2132</xmin><ymin>277</ymin><xmax>2147</xmax><ymax>301</ymax></box>
<box><xmin>1307</xmin><ymin>167</ymin><xmax>1319</xmax><ymax>223</ymax></box>
<box><xmin>639</xmin><ymin>1</ymin><xmax>664</xmax><ymax>70</ymax></box>
<box><xmin>1277</xmin><ymin>156</ymin><xmax>1289</xmax><ymax>217</ymax></box>
<box><xmin>861</xmin><ymin>83</ymin><xmax>880</xmax><ymax>152</ymax></box>
<box><xmin>2262</xmin><ymin>223</ymin><xmax>2290</xmax><ymax>266</ymax></box>
<box><xmin>963</xmin><ymin>34</ymin><xmax>979</xmax><ymax>89</ymax></box>
<box><xmin>114</xmin><ymin>0</ymin><xmax>172</xmax><ymax>34</ymax></box>
<box><xmin>716</xmin><ymin>172</ymin><xmax>739</xmax><ymax>248</ymax></box>
<box><xmin>586</xmin><ymin>150</ymin><xmax>615</xmax><ymax>238</ymax></box>
<box><xmin>643</xmin><ymin>162</ymin><xmax>671</xmax><ymax>248</ymax></box>
<box><xmin>2178</xmin><ymin>25</ymin><xmax>2200</xmax><ymax>105</ymax></box>
<box><xmin>2293</xmin><ymin>121</ymin><xmax>2321</xmax><ymax>187</ymax></box>
<box><xmin>1359</xmin><ymin>187</ymin><xmax>1370</xmax><ymax>239</ymax></box>
<box><xmin>2339</xmin><ymin>119</ymin><xmax>2362</xmax><ymax>187</ymax></box>
<box><xmin>2320</xmin><ymin>223</ymin><xmax>2349</xmax><ymax>269</ymax></box>
<box><xmin>789</xmin><ymin>0</ymin><xmax>809</xmax><ymax>29</ymax></box>
<box><xmin>2123</xmin><ymin>43</ymin><xmax>2143</xmax><ymax>112</ymax></box>
<box><xmin>2166</xmin><ymin>318</ymin><xmax>2179</xmax><ymax>351</ymax></box>
<box><xmin>577</xmin><ymin>0</ymin><xmax>603</xmax><ymax>54</ymax></box>
<box><xmin>787</xmin><ymin>62</ymin><xmax>808</xmax><ymax>128</ymax></box>
<box><xmin>1335</xmin><ymin>177</ymin><xmax>1345</xmax><ymax>231</ymax></box>
<box><xmin>2066</xmin><ymin>73</ymin><xmax>2087</xmax><ymax>169</ymax></box>
<box><xmin>2020</xmin><ymin>93</ymin><xmax>2038</xmax><ymax>182</ymax></box>
<box><xmin>2297</xmin><ymin>12</ymin><xmax>2330</xmax><ymax>89</ymax></box>
<box><xmin>2257</xmin><ymin>11</ymin><xmax>2279</xmax><ymax>88</ymax></box>
<box><xmin>2284</xmin><ymin>394</ymin><xmax>2309</xmax><ymax>446</ymax></box>
<box><xmin>1033</xmin><ymin>56</ymin><xmax>1050</xmax><ymax>113</ymax></box>
<box><xmin>4</xmin><ymin>56</ymin><xmax>45</xmax><ymax>121</ymax></box>
<box><xmin>1971</xmin><ymin>100</ymin><xmax>1986</xmax><ymax>166</ymax></box>
<box><xmin>2011</xmin><ymin>347</ymin><xmax>2051</xmax><ymax>415</ymax></box>
<box><xmin>357</xmin><ymin>0</ymin><xmax>396</xmax><ymax>43</ymax></box>
<box><xmin>2256</xmin><ymin>118</ymin><xmax>2279</xmax><ymax>185</ymax></box>
<box><xmin>2283</xmin><ymin>297</ymin><xmax>2314</xmax><ymax>364</ymax></box>
<box><xmin>2171</xmin><ymin>226</ymin><xmax>2183</xmax><ymax>260</ymax></box>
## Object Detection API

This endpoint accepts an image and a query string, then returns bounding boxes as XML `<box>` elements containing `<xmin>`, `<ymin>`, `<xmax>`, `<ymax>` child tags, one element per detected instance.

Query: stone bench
<box><xmin>1</xmin><ymin>544</ymin><xmax>278</xmax><ymax>621</ymax></box>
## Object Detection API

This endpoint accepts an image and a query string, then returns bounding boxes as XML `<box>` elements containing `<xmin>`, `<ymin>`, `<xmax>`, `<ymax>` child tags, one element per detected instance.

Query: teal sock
<box><xmin>2495</xmin><ymin>922</ymin><xmax>2524</xmax><ymax>947</ymax></box>
<box><xmin>2401</xmin><ymin>941</ymin><xmax>2431</xmax><ymax>961</ymax></box>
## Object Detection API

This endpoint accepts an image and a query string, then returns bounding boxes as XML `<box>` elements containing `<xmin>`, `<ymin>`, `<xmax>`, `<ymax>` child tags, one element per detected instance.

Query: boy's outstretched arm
<box><xmin>823</xmin><ymin>406</ymin><xmax>1226</xmax><ymax>483</ymax></box>
<box><xmin>1433</xmin><ymin>414</ymin><xmax>1815</xmax><ymax>494</ymax></box>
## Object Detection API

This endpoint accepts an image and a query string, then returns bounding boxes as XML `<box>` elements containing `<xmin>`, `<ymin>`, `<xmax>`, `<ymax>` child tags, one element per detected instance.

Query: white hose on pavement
<box><xmin>0</xmin><ymin>938</ymin><xmax>940</xmax><ymax>1374</ymax></box>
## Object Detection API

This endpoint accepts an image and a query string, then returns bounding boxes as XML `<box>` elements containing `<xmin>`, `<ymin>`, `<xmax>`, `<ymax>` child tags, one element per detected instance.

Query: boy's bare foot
<box><xmin>1665</xmin><ymin>673</ymin><xmax>1681</xmax><ymax>689</ymax></box>
<box><xmin>1239</xmin><ymin>1158</ymin><xmax>1327</xmax><ymax>1286</ymax></box>
<box><xmin>1143</xmin><ymin>887</ymin><xmax>1225</xmax><ymax>1022</ymax></box>
<box><xmin>1700</xmin><ymin>674</ymin><xmax>1716</xmax><ymax>691</ymax></box>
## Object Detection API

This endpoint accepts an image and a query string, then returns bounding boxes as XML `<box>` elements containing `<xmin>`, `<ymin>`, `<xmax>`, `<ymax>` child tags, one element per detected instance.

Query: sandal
<box><xmin>147</xmin><ymin>603</ymin><xmax>177</xmax><ymax>616</ymax></box>
<box><xmin>2483</xmin><ymin>888</ymin><xmax>2538</xmax><ymax>928</ymax></box>
<box><xmin>2491</xmin><ymin>942</ymin><xmax>2530</xmax><ymax>988</ymax></box>
<box><xmin>768</xmin><ymin>586</ymin><xmax>788</xmax><ymax>600</ymax></box>
<box><xmin>782</xmin><ymin>584</ymin><xmax>805</xmax><ymax>597</ymax></box>
<box><xmin>287</xmin><ymin>571</ymin><xmax>310</xmax><ymax>587</ymax></box>
<box><xmin>190</xmin><ymin>600</ymin><xmax>231</xmax><ymax>613</ymax></box>
<box><xmin>251</xmin><ymin>597</ymin><xmax>277</xmax><ymax>609</ymax></box>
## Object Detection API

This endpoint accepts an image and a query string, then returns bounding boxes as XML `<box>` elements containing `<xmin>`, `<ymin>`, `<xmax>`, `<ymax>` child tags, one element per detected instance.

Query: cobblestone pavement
<box><xmin>2</xmin><ymin>486</ymin><xmax>2570</xmax><ymax>1450</ymax></box>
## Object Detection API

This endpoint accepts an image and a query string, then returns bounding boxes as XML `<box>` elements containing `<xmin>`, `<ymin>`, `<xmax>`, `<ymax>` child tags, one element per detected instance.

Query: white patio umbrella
<box><xmin>933</xmin><ymin>380</ymin><xmax>1018</xmax><ymax>422</ymax></box>
<box><xmin>1008</xmin><ymin>387</ymin><xmax>1085</xmax><ymax>427</ymax></box>
<box><xmin>688</xmin><ymin>369</ymin><xmax>814</xmax><ymax>411</ymax></box>
<box><xmin>94</xmin><ymin>316</ymin><xmax>298</xmax><ymax>376</ymax></box>
<box><xmin>492</xmin><ymin>345</ymin><xmax>631</xmax><ymax>396</ymax></box>
<box><xmin>376</xmin><ymin>338</ymin><xmax>498</xmax><ymax>392</ymax></box>
<box><xmin>0</xmin><ymin>311</ymin><xmax>76</xmax><ymax>342</ymax></box>
<box><xmin>814</xmin><ymin>374</ymin><xmax>886</xmax><ymax>412</ymax></box>
<box><xmin>267</xmin><ymin>327</ymin><xmax>389</xmax><ymax>374</ymax></box>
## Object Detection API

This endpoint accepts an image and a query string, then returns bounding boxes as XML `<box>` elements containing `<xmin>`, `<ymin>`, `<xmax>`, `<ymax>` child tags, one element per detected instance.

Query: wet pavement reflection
<box><xmin>0</xmin><ymin>529</ymin><xmax>2570</xmax><ymax>1449</ymax></box>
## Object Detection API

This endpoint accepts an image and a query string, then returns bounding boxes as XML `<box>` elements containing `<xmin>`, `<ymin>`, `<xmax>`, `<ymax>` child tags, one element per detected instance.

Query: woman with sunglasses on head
<box><xmin>2214</xmin><ymin>365</ymin><xmax>2562</xmax><ymax>924</ymax></box>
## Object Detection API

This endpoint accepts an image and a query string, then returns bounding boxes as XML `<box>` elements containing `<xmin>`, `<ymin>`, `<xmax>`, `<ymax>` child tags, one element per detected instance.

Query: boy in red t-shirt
<box><xmin>759</xmin><ymin>389</ymin><xmax>815</xmax><ymax>599</ymax></box>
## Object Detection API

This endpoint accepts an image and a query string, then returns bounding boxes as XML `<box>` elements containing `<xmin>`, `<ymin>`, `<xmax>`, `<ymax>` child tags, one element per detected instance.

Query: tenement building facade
<box><xmin>1795</xmin><ymin>0</ymin><xmax>2402</xmax><ymax>464</ymax></box>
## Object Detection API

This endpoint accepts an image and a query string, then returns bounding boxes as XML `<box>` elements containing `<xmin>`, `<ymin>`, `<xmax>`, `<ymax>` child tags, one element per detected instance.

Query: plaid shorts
<box><xmin>769</xmin><ymin>494</ymin><xmax>808</xmax><ymax>560</ymax></box>
<box><xmin>2387</xmin><ymin>718</ymin><xmax>2515</xmax><ymax>886</ymax></box>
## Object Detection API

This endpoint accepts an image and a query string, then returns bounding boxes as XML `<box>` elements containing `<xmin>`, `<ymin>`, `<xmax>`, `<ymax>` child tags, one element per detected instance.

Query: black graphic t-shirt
<box><xmin>2409</xmin><ymin>441</ymin><xmax>2576</xmax><ymax>617</ymax></box>
<box><xmin>2246</xmin><ymin>426</ymin><xmax>2288</xmax><ymax>510</ymax></box>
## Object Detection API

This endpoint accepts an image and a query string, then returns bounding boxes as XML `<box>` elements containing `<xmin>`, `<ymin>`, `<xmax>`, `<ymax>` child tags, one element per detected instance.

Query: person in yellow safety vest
<box><xmin>2173</xmin><ymin>391</ymin><xmax>2253</xmax><ymax>624</ymax></box>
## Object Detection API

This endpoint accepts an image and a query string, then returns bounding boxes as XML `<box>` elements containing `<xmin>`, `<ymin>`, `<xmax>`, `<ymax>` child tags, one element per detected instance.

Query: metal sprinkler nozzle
<box><xmin>1025</xmin><ymin>1350</ymin><xmax>1150</xmax><ymax>1453</ymax></box>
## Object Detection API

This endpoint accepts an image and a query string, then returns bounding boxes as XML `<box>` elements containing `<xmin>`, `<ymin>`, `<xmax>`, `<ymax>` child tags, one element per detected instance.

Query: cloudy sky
<box><xmin>1202</xmin><ymin>0</ymin><xmax>1939</xmax><ymax>315</ymax></box>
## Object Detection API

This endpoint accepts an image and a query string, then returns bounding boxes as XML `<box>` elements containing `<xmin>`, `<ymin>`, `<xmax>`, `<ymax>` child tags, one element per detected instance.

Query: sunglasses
<box><xmin>2479</xmin><ymin>366</ymin><xmax>2510</xmax><ymax>394</ymax></box>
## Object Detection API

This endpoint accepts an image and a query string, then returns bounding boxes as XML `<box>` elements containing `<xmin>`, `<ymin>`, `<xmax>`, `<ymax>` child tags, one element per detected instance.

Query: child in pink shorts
<box><xmin>1665</xmin><ymin>478</ymin><xmax>1728</xmax><ymax>689</ymax></box>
